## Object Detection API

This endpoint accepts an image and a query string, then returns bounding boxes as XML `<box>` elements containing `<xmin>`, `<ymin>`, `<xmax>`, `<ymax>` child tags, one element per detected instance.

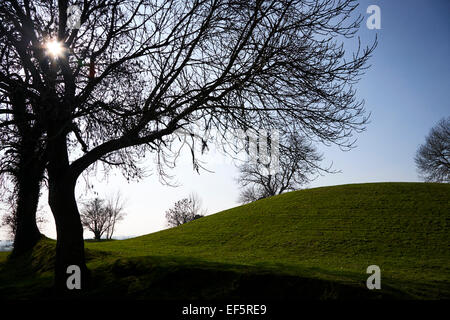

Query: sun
<box><xmin>45</xmin><ymin>39</ymin><xmax>65</xmax><ymax>58</ymax></box>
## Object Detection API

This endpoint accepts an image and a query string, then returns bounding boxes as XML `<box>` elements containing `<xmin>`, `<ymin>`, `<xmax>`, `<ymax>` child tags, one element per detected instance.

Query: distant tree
<box><xmin>238</xmin><ymin>134</ymin><xmax>324</xmax><ymax>204</ymax></box>
<box><xmin>415</xmin><ymin>117</ymin><xmax>450</xmax><ymax>183</ymax></box>
<box><xmin>80</xmin><ymin>194</ymin><xmax>126</xmax><ymax>240</ymax></box>
<box><xmin>80</xmin><ymin>198</ymin><xmax>108</xmax><ymax>240</ymax></box>
<box><xmin>238</xmin><ymin>185</ymin><xmax>264</xmax><ymax>204</ymax></box>
<box><xmin>166</xmin><ymin>193</ymin><xmax>205</xmax><ymax>227</ymax></box>
<box><xmin>104</xmin><ymin>192</ymin><xmax>126</xmax><ymax>240</ymax></box>
<box><xmin>1</xmin><ymin>194</ymin><xmax>46</xmax><ymax>240</ymax></box>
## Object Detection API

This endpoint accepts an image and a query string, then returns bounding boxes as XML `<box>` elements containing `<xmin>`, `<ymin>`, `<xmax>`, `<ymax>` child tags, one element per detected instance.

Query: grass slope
<box><xmin>1</xmin><ymin>182</ymin><xmax>449</xmax><ymax>299</ymax></box>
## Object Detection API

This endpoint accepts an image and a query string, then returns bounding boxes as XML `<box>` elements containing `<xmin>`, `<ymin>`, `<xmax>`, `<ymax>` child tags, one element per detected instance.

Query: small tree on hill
<box><xmin>80</xmin><ymin>198</ymin><xmax>108</xmax><ymax>240</ymax></box>
<box><xmin>238</xmin><ymin>134</ymin><xmax>324</xmax><ymax>204</ymax></box>
<box><xmin>166</xmin><ymin>193</ymin><xmax>205</xmax><ymax>227</ymax></box>
<box><xmin>415</xmin><ymin>117</ymin><xmax>450</xmax><ymax>183</ymax></box>
<box><xmin>80</xmin><ymin>193</ymin><xmax>126</xmax><ymax>240</ymax></box>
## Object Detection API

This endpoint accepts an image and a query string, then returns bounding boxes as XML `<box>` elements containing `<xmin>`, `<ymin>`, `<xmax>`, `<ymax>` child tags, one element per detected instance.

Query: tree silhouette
<box><xmin>415</xmin><ymin>117</ymin><xmax>450</xmax><ymax>183</ymax></box>
<box><xmin>238</xmin><ymin>134</ymin><xmax>323</xmax><ymax>204</ymax></box>
<box><xmin>166</xmin><ymin>193</ymin><xmax>205</xmax><ymax>227</ymax></box>
<box><xmin>0</xmin><ymin>0</ymin><xmax>375</xmax><ymax>291</ymax></box>
<box><xmin>0</xmin><ymin>64</ymin><xmax>46</xmax><ymax>255</ymax></box>
<box><xmin>104</xmin><ymin>192</ymin><xmax>126</xmax><ymax>240</ymax></box>
<box><xmin>80</xmin><ymin>194</ymin><xmax>126</xmax><ymax>240</ymax></box>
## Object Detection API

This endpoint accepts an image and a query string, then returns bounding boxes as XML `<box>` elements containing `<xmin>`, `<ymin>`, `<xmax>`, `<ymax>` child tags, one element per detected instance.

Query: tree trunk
<box><xmin>11</xmin><ymin>139</ymin><xmax>45</xmax><ymax>257</ymax></box>
<box><xmin>8</xmin><ymin>81</ymin><xmax>47</xmax><ymax>256</ymax></box>
<box><xmin>11</xmin><ymin>167</ymin><xmax>42</xmax><ymax>256</ymax></box>
<box><xmin>49</xmin><ymin>178</ymin><xmax>89</xmax><ymax>292</ymax></box>
<box><xmin>47</xmin><ymin>130</ymin><xmax>89</xmax><ymax>293</ymax></box>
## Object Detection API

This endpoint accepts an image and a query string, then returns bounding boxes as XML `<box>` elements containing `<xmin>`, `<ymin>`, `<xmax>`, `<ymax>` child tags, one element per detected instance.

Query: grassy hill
<box><xmin>0</xmin><ymin>182</ymin><xmax>449</xmax><ymax>299</ymax></box>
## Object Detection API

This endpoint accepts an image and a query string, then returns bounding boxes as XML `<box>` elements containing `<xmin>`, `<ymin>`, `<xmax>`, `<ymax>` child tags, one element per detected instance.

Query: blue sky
<box><xmin>2</xmin><ymin>1</ymin><xmax>449</xmax><ymax>240</ymax></box>
<box><xmin>312</xmin><ymin>0</ymin><xmax>450</xmax><ymax>187</ymax></box>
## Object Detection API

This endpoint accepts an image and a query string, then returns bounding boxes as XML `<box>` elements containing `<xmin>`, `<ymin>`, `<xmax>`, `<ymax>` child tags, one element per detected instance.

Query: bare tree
<box><xmin>238</xmin><ymin>134</ymin><xmax>323</xmax><ymax>203</ymax></box>
<box><xmin>238</xmin><ymin>185</ymin><xmax>263</xmax><ymax>204</ymax></box>
<box><xmin>80</xmin><ymin>194</ymin><xmax>126</xmax><ymax>240</ymax></box>
<box><xmin>80</xmin><ymin>198</ymin><xmax>109</xmax><ymax>240</ymax></box>
<box><xmin>104</xmin><ymin>192</ymin><xmax>126</xmax><ymax>240</ymax></box>
<box><xmin>166</xmin><ymin>193</ymin><xmax>205</xmax><ymax>227</ymax></box>
<box><xmin>1</xmin><ymin>193</ymin><xmax>47</xmax><ymax>240</ymax></box>
<box><xmin>0</xmin><ymin>0</ymin><xmax>375</xmax><ymax>290</ymax></box>
<box><xmin>415</xmin><ymin>117</ymin><xmax>450</xmax><ymax>183</ymax></box>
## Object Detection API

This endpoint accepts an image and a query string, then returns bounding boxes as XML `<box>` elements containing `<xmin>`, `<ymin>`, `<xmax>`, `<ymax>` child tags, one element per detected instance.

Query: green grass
<box><xmin>0</xmin><ymin>252</ymin><xmax>8</xmax><ymax>263</ymax></box>
<box><xmin>1</xmin><ymin>182</ymin><xmax>449</xmax><ymax>299</ymax></box>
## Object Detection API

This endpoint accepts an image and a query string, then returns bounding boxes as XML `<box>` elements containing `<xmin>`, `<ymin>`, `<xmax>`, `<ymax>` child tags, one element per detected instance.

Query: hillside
<box><xmin>1</xmin><ymin>182</ymin><xmax>449</xmax><ymax>299</ymax></box>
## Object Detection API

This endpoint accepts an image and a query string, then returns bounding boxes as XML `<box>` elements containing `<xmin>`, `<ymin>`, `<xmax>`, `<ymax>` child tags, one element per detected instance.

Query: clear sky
<box><xmin>1</xmin><ymin>0</ymin><xmax>449</xmax><ymax>240</ymax></box>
